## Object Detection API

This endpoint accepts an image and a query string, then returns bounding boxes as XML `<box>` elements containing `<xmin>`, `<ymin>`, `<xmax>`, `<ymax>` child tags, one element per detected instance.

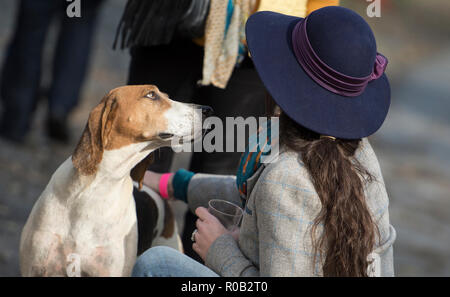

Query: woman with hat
<box><xmin>132</xmin><ymin>6</ymin><xmax>396</xmax><ymax>277</ymax></box>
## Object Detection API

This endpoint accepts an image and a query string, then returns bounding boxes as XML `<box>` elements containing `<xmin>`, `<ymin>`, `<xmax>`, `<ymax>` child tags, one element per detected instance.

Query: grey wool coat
<box><xmin>187</xmin><ymin>138</ymin><xmax>396</xmax><ymax>277</ymax></box>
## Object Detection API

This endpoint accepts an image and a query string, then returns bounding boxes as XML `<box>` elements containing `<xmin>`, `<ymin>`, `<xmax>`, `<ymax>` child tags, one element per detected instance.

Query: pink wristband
<box><xmin>159</xmin><ymin>173</ymin><xmax>172</xmax><ymax>199</ymax></box>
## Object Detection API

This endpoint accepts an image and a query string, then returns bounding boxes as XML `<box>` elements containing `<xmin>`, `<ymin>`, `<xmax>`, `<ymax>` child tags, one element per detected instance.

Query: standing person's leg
<box><xmin>0</xmin><ymin>0</ymin><xmax>57</xmax><ymax>142</ymax></box>
<box><xmin>47</xmin><ymin>0</ymin><xmax>104</xmax><ymax>142</ymax></box>
<box><xmin>183</xmin><ymin>57</ymin><xmax>266</xmax><ymax>262</ymax></box>
<box><xmin>132</xmin><ymin>246</ymin><xmax>218</xmax><ymax>277</ymax></box>
<box><xmin>127</xmin><ymin>40</ymin><xmax>203</xmax><ymax>172</ymax></box>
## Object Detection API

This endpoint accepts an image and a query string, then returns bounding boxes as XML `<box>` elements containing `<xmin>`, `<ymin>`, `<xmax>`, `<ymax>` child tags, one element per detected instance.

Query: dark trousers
<box><xmin>0</xmin><ymin>0</ymin><xmax>103</xmax><ymax>140</ymax></box>
<box><xmin>128</xmin><ymin>41</ymin><xmax>266</xmax><ymax>261</ymax></box>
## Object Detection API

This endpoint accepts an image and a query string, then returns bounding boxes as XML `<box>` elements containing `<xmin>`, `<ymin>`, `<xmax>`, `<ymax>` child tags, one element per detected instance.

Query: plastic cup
<box><xmin>208</xmin><ymin>199</ymin><xmax>243</xmax><ymax>231</ymax></box>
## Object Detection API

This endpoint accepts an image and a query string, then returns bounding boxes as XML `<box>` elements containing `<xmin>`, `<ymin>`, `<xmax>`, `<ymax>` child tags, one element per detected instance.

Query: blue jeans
<box><xmin>132</xmin><ymin>246</ymin><xmax>219</xmax><ymax>277</ymax></box>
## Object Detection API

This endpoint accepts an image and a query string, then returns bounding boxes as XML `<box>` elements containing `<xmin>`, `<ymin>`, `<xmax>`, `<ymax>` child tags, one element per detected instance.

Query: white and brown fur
<box><xmin>133</xmin><ymin>182</ymin><xmax>183</xmax><ymax>256</ymax></box>
<box><xmin>19</xmin><ymin>85</ymin><xmax>204</xmax><ymax>276</ymax></box>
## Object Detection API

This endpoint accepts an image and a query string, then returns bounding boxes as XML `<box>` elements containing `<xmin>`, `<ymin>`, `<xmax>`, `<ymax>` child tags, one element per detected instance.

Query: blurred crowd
<box><xmin>0</xmin><ymin>0</ymin><xmax>104</xmax><ymax>143</ymax></box>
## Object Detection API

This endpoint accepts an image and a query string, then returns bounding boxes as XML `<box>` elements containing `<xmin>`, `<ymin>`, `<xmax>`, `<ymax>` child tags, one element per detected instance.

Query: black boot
<box><xmin>46</xmin><ymin>115</ymin><xmax>70</xmax><ymax>143</ymax></box>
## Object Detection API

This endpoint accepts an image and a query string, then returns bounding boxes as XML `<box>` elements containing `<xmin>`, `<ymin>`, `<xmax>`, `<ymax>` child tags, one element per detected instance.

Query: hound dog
<box><xmin>19</xmin><ymin>85</ymin><xmax>209</xmax><ymax>276</ymax></box>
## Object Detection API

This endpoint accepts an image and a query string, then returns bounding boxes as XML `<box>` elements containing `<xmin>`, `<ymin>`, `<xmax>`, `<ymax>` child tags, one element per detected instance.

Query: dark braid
<box><xmin>279</xmin><ymin>112</ymin><xmax>380</xmax><ymax>276</ymax></box>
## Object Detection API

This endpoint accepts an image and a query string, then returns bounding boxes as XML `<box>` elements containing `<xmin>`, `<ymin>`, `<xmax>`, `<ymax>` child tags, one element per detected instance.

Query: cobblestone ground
<box><xmin>0</xmin><ymin>0</ymin><xmax>449</xmax><ymax>276</ymax></box>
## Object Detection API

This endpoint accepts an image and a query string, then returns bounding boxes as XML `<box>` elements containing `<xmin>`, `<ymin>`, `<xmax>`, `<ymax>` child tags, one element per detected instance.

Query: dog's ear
<box><xmin>130</xmin><ymin>153</ymin><xmax>154</xmax><ymax>189</ymax></box>
<box><xmin>72</xmin><ymin>94</ymin><xmax>118</xmax><ymax>175</ymax></box>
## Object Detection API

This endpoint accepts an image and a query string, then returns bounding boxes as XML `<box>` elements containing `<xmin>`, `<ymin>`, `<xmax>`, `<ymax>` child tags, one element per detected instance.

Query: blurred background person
<box><xmin>114</xmin><ymin>0</ymin><xmax>266</xmax><ymax>175</ymax></box>
<box><xmin>114</xmin><ymin>0</ymin><xmax>339</xmax><ymax>263</ymax></box>
<box><xmin>114</xmin><ymin>0</ymin><xmax>266</xmax><ymax>263</ymax></box>
<box><xmin>0</xmin><ymin>0</ymin><xmax>104</xmax><ymax>144</ymax></box>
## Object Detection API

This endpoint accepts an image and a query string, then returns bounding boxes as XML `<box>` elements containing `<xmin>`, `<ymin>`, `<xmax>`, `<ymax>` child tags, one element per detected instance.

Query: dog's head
<box><xmin>72</xmin><ymin>85</ymin><xmax>208</xmax><ymax>185</ymax></box>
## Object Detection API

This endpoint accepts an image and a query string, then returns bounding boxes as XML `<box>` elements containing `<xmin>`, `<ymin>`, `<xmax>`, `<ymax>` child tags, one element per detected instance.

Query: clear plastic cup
<box><xmin>208</xmin><ymin>199</ymin><xmax>243</xmax><ymax>231</ymax></box>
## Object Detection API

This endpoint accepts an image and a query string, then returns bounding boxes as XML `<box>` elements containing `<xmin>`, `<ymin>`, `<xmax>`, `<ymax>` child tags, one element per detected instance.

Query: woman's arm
<box><xmin>205</xmin><ymin>232</ymin><xmax>260</xmax><ymax>277</ymax></box>
<box><xmin>202</xmin><ymin>160</ymin><xmax>319</xmax><ymax>277</ymax></box>
<box><xmin>143</xmin><ymin>170</ymin><xmax>242</xmax><ymax>211</ymax></box>
<box><xmin>252</xmin><ymin>159</ymin><xmax>321</xmax><ymax>276</ymax></box>
<box><xmin>186</xmin><ymin>173</ymin><xmax>242</xmax><ymax>214</ymax></box>
<box><xmin>201</xmin><ymin>156</ymin><xmax>321</xmax><ymax>277</ymax></box>
<box><xmin>143</xmin><ymin>171</ymin><xmax>175</xmax><ymax>198</ymax></box>
<box><xmin>192</xmin><ymin>206</ymin><xmax>260</xmax><ymax>277</ymax></box>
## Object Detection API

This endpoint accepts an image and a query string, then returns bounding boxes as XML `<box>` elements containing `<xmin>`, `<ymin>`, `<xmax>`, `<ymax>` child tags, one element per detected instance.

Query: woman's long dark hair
<box><xmin>279</xmin><ymin>111</ymin><xmax>379</xmax><ymax>277</ymax></box>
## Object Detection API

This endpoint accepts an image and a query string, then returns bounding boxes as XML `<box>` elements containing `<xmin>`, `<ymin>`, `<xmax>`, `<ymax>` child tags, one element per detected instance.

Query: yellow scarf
<box><xmin>258</xmin><ymin>0</ymin><xmax>340</xmax><ymax>17</ymax></box>
<box><xmin>200</xmin><ymin>0</ymin><xmax>340</xmax><ymax>89</ymax></box>
<box><xmin>257</xmin><ymin>0</ymin><xmax>308</xmax><ymax>17</ymax></box>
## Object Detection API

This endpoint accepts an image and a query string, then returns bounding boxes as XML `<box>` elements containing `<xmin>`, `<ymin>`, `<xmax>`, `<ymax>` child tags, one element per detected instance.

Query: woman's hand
<box><xmin>143</xmin><ymin>170</ymin><xmax>175</xmax><ymax>199</ymax></box>
<box><xmin>192</xmin><ymin>207</ymin><xmax>240</xmax><ymax>261</ymax></box>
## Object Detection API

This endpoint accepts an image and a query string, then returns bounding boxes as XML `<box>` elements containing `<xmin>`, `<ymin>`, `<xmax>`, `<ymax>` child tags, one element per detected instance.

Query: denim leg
<box><xmin>132</xmin><ymin>246</ymin><xmax>219</xmax><ymax>277</ymax></box>
<box><xmin>0</xmin><ymin>0</ymin><xmax>58</xmax><ymax>139</ymax></box>
<box><xmin>48</xmin><ymin>0</ymin><xmax>103</xmax><ymax>117</ymax></box>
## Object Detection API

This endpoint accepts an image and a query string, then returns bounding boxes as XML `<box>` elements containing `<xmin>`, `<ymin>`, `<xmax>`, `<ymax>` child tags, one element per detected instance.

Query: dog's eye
<box><xmin>145</xmin><ymin>91</ymin><xmax>158</xmax><ymax>100</ymax></box>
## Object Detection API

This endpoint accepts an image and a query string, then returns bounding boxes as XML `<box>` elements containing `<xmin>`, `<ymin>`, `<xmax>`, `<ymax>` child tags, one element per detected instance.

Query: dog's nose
<box><xmin>200</xmin><ymin>106</ymin><xmax>213</xmax><ymax>118</ymax></box>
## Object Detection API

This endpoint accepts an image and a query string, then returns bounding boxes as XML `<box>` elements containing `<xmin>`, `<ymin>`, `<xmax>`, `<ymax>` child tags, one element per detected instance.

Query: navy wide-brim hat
<box><xmin>246</xmin><ymin>6</ymin><xmax>391</xmax><ymax>139</ymax></box>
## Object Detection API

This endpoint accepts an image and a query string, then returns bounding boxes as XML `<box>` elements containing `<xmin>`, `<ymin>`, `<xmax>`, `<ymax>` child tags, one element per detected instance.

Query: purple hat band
<box><xmin>292</xmin><ymin>17</ymin><xmax>388</xmax><ymax>97</ymax></box>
